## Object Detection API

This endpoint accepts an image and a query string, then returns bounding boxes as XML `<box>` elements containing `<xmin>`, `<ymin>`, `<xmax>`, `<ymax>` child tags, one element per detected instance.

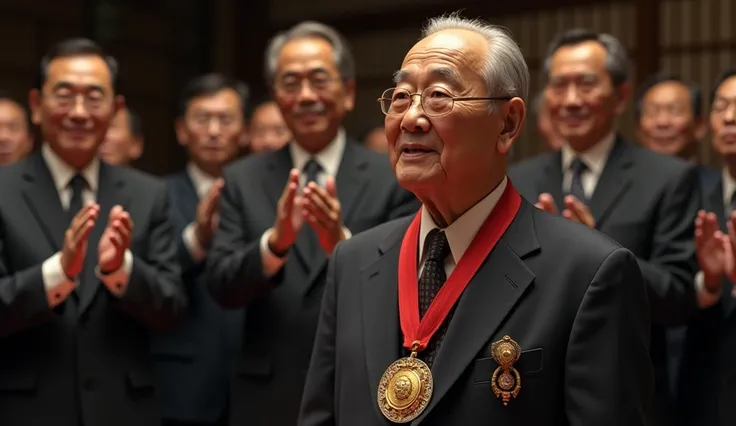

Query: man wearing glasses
<box><xmin>0</xmin><ymin>38</ymin><xmax>185</xmax><ymax>426</ymax></box>
<box><xmin>509</xmin><ymin>29</ymin><xmax>701</xmax><ymax>426</ymax></box>
<box><xmin>152</xmin><ymin>73</ymin><xmax>249</xmax><ymax>426</ymax></box>
<box><xmin>299</xmin><ymin>15</ymin><xmax>652</xmax><ymax>426</ymax></box>
<box><xmin>206</xmin><ymin>21</ymin><xmax>419</xmax><ymax>426</ymax></box>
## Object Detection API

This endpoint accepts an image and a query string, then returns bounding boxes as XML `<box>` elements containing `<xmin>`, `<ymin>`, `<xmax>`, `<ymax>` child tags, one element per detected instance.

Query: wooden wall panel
<box><xmin>269</xmin><ymin>0</ymin><xmax>456</xmax><ymax>24</ymax></box>
<box><xmin>658</xmin><ymin>0</ymin><xmax>736</xmax><ymax>168</ymax></box>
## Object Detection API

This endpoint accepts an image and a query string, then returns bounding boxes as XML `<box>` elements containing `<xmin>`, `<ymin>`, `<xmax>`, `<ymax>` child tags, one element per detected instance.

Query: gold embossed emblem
<box><xmin>491</xmin><ymin>335</ymin><xmax>522</xmax><ymax>406</ymax></box>
<box><xmin>378</xmin><ymin>342</ymin><xmax>433</xmax><ymax>423</ymax></box>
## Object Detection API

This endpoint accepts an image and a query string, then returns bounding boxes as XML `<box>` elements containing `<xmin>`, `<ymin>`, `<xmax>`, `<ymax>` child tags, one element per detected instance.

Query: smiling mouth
<box><xmin>402</xmin><ymin>147</ymin><xmax>432</xmax><ymax>154</ymax></box>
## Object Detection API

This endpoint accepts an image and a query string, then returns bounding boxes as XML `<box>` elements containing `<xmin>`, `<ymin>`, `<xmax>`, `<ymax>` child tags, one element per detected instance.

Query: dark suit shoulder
<box><xmin>629</xmin><ymin>144</ymin><xmax>695</xmax><ymax>176</ymax></box>
<box><xmin>334</xmin><ymin>215</ymin><xmax>414</xmax><ymax>260</ymax></box>
<box><xmin>509</xmin><ymin>152</ymin><xmax>556</xmax><ymax>176</ymax></box>
<box><xmin>532</xmin><ymin>206</ymin><xmax>623</xmax><ymax>257</ymax></box>
<box><xmin>112</xmin><ymin>164</ymin><xmax>167</xmax><ymax>191</ymax></box>
<box><xmin>697</xmin><ymin>165</ymin><xmax>720</xmax><ymax>191</ymax></box>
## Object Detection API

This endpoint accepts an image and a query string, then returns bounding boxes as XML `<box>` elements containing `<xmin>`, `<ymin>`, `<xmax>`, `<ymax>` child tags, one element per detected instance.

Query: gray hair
<box><xmin>264</xmin><ymin>21</ymin><xmax>355</xmax><ymax>88</ymax></box>
<box><xmin>421</xmin><ymin>13</ymin><xmax>530</xmax><ymax>111</ymax></box>
<box><xmin>542</xmin><ymin>28</ymin><xmax>629</xmax><ymax>86</ymax></box>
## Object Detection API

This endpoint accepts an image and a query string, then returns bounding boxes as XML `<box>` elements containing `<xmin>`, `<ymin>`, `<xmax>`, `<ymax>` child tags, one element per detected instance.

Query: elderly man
<box><xmin>206</xmin><ymin>21</ymin><xmax>419</xmax><ymax>426</ymax></box>
<box><xmin>298</xmin><ymin>15</ymin><xmax>652</xmax><ymax>426</ymax></box>
<box><xmin>532</xmin><ymin>91</ymin><xmax>564</xmax><ymax>151</ymax></box>
<box><xmin>508</xmin><ymin>29</ymin><xmax>700</xmax><ymax>425</ymax></box>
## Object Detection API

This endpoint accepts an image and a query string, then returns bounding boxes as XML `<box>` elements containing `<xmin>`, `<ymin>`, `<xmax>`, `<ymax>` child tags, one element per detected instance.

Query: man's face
<box><xmin>176</xmin><ymin>88</ymin><xmax>245</xmax><ymax>171</ymax></box>
<box><xmin>248</xmin><ymin>101</ymin><xmax>291</xmax><ymax>153</ymax></box>
<box><xmin>0</xmin><ymin>99</ymin><xmax>32</xmax><ymax>165</ymax></box>
<box><xmin>385</xmin><ymin>29</ymin><xmax>520</xmax><ymax>195</ymax></box>
<box><xmin>272</xmin><ymin>37</ymin><xmax>355</xmax><ymax>152</ymax></box>
<box><xmin>710</xmin><ymin>76</ymin><xmax>736</xmax><ymax>157</ymax></box>
<box><xmin>545</xmin><ymin>41</ymin><xmax>628</xmax><ymax>152</ymax></box>
<box><xmin>99</xmin><ymin>108</ymin><xmax>143</xmax><ymax>165</ymax></box>
<box><xmin>29</xmin><ymin>55</ymin><xmax>121</xmax><ymax>168</ymax></box>
<box><xmin>637</xmin><ymin>81</ymin><xmax>702</xmax><ymax>158</ymax></box>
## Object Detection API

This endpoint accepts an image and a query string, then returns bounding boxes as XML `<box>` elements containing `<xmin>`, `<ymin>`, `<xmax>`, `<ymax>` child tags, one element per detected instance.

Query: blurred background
<box><xmin>1</xmin><ymin>0</ymin><xmax>734</xmax><ymax>174</ymax></box>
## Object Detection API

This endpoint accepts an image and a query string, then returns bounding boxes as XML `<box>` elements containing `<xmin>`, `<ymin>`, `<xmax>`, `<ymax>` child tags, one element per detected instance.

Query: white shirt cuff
<box><xmin>342</xmin><ymin>226</ymin><xmax>352</xmax><ymax>240</ymax></box>
<box><xmin>695</xmin><ymin>270</ymin><xmax>722</xmax><ymax>308</ymax></box>
<box><xmin>260</xmin><ymin>228</ymin><xmax>287</xmax><ymax>278</ymax></box>
<box><xmin>183</xmin><ymin>222</ymin><xmax>207</xmax><ymax>263</ymax></box>
<box><xmin>97</xmin><ymin>249</ymin><xmax>134</xmax><ymax>297</ymax></box>
<box><xmin>42</xmin><ymin>252</ymin><xmax>77</xmax><ymax>307</ymax></box>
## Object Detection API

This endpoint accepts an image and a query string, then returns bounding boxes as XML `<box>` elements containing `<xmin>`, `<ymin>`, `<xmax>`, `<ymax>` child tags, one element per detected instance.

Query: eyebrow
<box><xmin>393</xmin><ymin>67</ymin><xmax>463</xmax><ymax>88</ymax></box>
<box><xmin>52</xmin><ymin>82</ymin><xmax>106</xmax><ymax>93</ymax></box>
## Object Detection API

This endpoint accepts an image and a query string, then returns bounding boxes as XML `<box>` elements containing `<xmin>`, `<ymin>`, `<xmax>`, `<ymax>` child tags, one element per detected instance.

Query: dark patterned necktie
<box><xmin>303</xmin><ymin>158</ymin><xmax>322</xmax><ymax>185</ymax></box>
<box><xmin>568</xmin><ymin>157</ymin><xmax>588</xmax><ymax>202</ymax></box>
<box><xmin>67</xmin><ymin>173</ymin><xmax>87</xmax><ymax>221</ymax></box>
<box><xmin>417</xmin><ymin>228</ymin><xmax>451</xmax><ymax>368</ymax></box>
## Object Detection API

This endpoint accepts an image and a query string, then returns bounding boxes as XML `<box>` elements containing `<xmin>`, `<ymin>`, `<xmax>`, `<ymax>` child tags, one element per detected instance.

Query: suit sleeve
<box><xmin>565</xmin><ymin>247</ymin><xmax>654</xmax><ymax>426</ymax></box>
<box><xmin>0</xmin><ymin>224</ymin><xmax>55</xmax><ymax>336</ymax></box>
<box><xmin>114</xmin><ymin>183</ymin><xmax>187</xmax><ymax>331</ymax></box>
<box><xmin>636</xmin><ymin>164</ymin><xmax>699</xmax><ymax>326</ymax></box>
<box><xmin>298</xmin><ymin>240</ymin><xmax>340</xmax><ymax>426</ymax></box>
<box><xmin>386</xmin><ymin>182</ymin><xmax>421</xmax><ymax>221</ymax></box>
<box><xmin>207</xmin><ymin>168</ymin><xmax>280</xmax><ymax>308</ymax></box>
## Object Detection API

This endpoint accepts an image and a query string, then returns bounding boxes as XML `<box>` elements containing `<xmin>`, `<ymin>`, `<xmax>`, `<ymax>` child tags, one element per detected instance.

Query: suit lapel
<box><xmin>78</xmin><ymin>163</ymin><xmax>128</xmax><ymax>315</ymax></box>
<box><xmin>413</xmin><ymin>202</ymin><xmax>540</xmax><ymax>425</ymax></box>
<box><xmin>708</xmin><ymin>179</ymin><xmax>727</xmax><ymax>231</ymax></box>
<box><xmin>587</xmin><ymin>137</ymin><xmax>633</xmax><ymax>228</ymax></box>
<box><xmin>303</xmin><ymin>141</ymin><xmax>371</xmax><ymax>296</ymax></box>
<box><xmin>361</xmin><ymin>220</ymin><xmax>408</xmax><ymax>425</ymax></box>
<box><xmin>21</xmin><ymin>153</ymin><xmax>68</xmax><ymax>251</ymax></box>
<box><xmin>178</xmin><ymin>172</ymin><xmax>200</xmax><ymax>223</ymax></box>
<box><xmin>539</xmin><ymin>152</ymin><xmax>565</xmax><ymax>212</ymax></box>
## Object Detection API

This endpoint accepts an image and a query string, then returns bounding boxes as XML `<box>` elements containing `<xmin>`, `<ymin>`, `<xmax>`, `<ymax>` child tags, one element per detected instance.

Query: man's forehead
<box><xmin>47</xmin><ymin>55</ymin><xmax>112</xmax><ymax>84</ymax></box>
<box><xmin>279</xmin><ymin>38</ymin><xmax>336</xmax><ymax>71</ymax></box>
<box><xmin>716</xmin><ymin>76</ymin><xmax>736</xmax><ymax>96</ymax></box>
<box><xmin>646</xmin><ymin>81</ymin><xmax>689</xmax><ymax>100</ymax></box>
<box><xmin>551</xmin><ymin>42</ymin><xmax>607</xmax><ymax>72</ymax></box>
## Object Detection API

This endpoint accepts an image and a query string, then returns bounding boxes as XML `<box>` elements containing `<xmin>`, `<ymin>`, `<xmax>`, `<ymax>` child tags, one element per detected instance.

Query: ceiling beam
<box><xmin>271</xmin><ymin>0</ymin><xmax>631</xmax><ymax>36</ymax></box>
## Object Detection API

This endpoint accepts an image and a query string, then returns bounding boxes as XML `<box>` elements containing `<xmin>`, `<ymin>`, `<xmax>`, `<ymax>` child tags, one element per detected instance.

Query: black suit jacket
<box><xmin>206</xmin><ymin>141</ymin><xmax>421</xmax><ymax>426</ymax></box>
<box><xmin>150</xmin><ymin>171</ymin><xmax>243</xmax><ymax>422</ymax></box>
<box><xmin>509</xmin><ymin>137</ymin><xmax>699</xmax><ymax>424</ymax></box>
<box><xmin>0</xmin><ymin>153</ymin><xmax>186</xmax><ymax>426</ymax></box>
<box><xmin>298</xmin><ymin>199</ymin><xmax>653</xmax><ymax>426</ymax></box>
<box><xmin>677</xmin><ymin>167</ymin><xmax>736</xmax><ymax>426</ymax></box>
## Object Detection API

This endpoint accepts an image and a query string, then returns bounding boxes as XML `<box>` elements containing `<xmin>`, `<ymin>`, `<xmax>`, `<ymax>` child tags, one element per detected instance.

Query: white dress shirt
<box><xmin>259</xmin><ymin>129</ymin><xmax>351</xmax><ymax>276</ymax></box>
<box><xmin>417</xmin><ymin>176</ymin><xmax>508</xmax><ymax>277</ymax></box>
<box><xmin>40</xmin><ymin>144</ymin><xmax>133</xmax><ymax>307</ymax></box>
<box><xmin>695</xmin><ymin>168</ymin><xmax>736</xmax><ymax>308</ymax></box>
<box><xmin>560</xmin><ymin>132</ymin><xmax>616</xmax><ymax>199</ymax></box>
<box><xmin>182</xmin><ymin>162</ymin><xmax>218</xmax><ymax>263</ymax></box>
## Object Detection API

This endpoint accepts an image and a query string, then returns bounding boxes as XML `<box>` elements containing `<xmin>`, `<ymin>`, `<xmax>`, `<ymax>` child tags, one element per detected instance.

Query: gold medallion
<box><xmin>491</xmin><ymin>335</ymin><xmax>522</xmax><ymax>406</ymax></box>
<box><xmin>377</xmin><ymin>344</ymin><xmax>433</xmax><ymax>423</ymax></box>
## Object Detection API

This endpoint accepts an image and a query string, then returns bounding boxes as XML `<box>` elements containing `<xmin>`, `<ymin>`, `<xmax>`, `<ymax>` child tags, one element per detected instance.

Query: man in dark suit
<box><xmin>677</xmin><ymin>68</ymin><xmax>736</xmax><ymax>426</ymax></box>
<box><xmin>0</xmin><ymin>39</ymin><xmax>186</xmax><ymax>426</ymax></box>
<box><xmin>634</xmin><ymin>71</ymin><xmax>716</xmax><ymax>409</ymax></box>
<box><xmin>206</xmin><ymin>21</ymin><xmax>420</xmax><ymax>426</ymax></box>
<box><xmin>508</xmin><ymin>29</ymin><xmax>700</xmax><ymax>425</ymax></box>
<box><xmin>152</xmin><ymin>73</ymin><xmax>249</xmax><ymax>426</ymax></box>
<box><xmin>298</xmin><ymin>15</ymin><xmax>653</xmax><ymax>426</ymax></box>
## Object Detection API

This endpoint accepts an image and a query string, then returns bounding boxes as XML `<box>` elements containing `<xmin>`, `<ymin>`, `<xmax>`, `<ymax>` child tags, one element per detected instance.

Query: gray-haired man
<box><xmin>206</xmin><ymin>21</ymin><xmax>419</xmax><ymax>426</ymax></box>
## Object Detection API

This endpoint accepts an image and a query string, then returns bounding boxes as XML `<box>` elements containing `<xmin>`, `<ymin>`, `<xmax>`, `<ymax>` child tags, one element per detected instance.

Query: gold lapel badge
<box><xmin>491</xmin><ymin>335</ymin><xmax>521</xmax><ymax>406</ymax></box>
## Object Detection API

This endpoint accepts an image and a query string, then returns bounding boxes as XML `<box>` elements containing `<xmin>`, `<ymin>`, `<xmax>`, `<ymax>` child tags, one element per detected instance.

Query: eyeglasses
<box><xmin>276</xmin><ymin>76</ymin><xmax>337</xmax><ymax>95</ymax></box>
<box><xmin>49</xmin><ymin>92</ymin><xmax>108</xmax><ymax>113</ymax></box>
<box><xmin>377</xmin><ymin>87</ymin><xmax>511</xmax><ymax>117</ymax></box>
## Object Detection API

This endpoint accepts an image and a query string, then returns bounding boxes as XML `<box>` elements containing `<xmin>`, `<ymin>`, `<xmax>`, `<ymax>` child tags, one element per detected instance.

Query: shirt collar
<box><xmin>722</xmin><ymin>167</ymin><xmax>736</xmax><ymax>206</ymax></box>
<box><xmin>41</xmin><ymin>143</ymin><xmax>99</xmax><ymax>193</ymax></box>
<box><xmin>187</xmin><ymin>162</ymin><xmax>217</xmax><ymax>199</ymax></box>
<box><xmin>289</xmin><ymin>128</ymin><xmax>346</xmax><ymax>178</ymax></box>
<box><xmin>561</xmin><ymin>132</ymin><xmax>616</xmax><ymax>175</ymax></box>
<box><xmin>418</xmin><ymin>176</ymin><xmax>508</xmax><ymax>264</ymax></box>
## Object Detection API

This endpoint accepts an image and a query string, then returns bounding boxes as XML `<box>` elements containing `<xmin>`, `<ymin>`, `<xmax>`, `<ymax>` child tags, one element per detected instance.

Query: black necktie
<box><xmin>568</xmin><ymin>157</ymin><xmax>588</xmax><ymax>202</ymax></box>
<box><xmin>417</xmin><ymin>229</ymin><xmax>452</xmax><ymax>368</ymax></box>
<box><xmin>68</xmin><ymin>173</ymin><xmax>86</xmax><ymax>221</ymax></box>
<box><xmin>303</xmin><ymin>159</ymin><xmax>322</xmax><ymax>186</ymax></box>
